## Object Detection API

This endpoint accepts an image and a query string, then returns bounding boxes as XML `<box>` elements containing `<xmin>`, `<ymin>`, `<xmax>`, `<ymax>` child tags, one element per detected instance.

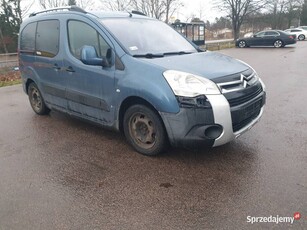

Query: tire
<box><xmin>238</xmin><ymin>40</ymin><xmax>247</xmax><ymax>48</ymax></box>
<box><xmin>28</xmin><ymin>82</ymin><xmax>50</xmax><ymax>115</ymax></box>
<box><xmin>274</xmin><ymin>40</ymin><xmax>283</xmax><ymax>48</ymax></box>
<box><xmin>123</xmin><ymin>104</ymin><xmax>167</xmax><ymax>156</ymax></box>
<box><xmin>298</xmin><ymin>34</ymin><xmax>305</xmax><ymax>41</ymax></box>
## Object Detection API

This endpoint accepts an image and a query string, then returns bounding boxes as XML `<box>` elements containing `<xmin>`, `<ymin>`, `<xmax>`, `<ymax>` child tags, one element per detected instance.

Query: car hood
<box><xmin>140</xmin><ymin>51</ymin><xmax>249</xmax><ymax>80</ymax></box>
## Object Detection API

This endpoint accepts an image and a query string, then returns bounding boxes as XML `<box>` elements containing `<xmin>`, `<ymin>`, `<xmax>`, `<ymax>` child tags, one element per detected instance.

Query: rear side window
<box><xmin>68</xmin><ymin>20</ymin><xmax>110</xmax><ymax>59</ymax></box>
<box><xmin>36</xmin><ymin>20</ymin><xmax>60</xmax><ymax>57</ymax></box>
<box><xmin>20</xmin><ymin>22</ymin><xmax>36</xmax><ymax>52</ymax></box>
<box><xmin>265</xmin><ymin>31</ymin><xmax>279</xmax><ymax>36</ymax></box>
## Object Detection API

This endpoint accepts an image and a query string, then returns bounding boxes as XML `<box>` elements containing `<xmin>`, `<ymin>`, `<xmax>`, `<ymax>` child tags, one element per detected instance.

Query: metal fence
<box><xmin>0</xmin><ymin>53</ymin><xmax>18</xmax><ymax>68</ymax></box>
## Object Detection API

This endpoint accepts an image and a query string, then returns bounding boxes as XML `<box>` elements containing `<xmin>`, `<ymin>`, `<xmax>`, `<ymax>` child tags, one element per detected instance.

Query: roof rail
<box><xmin>29</xmin><ymin>6</ymin><xmax>86</xmax><ymax>17</ymax></box>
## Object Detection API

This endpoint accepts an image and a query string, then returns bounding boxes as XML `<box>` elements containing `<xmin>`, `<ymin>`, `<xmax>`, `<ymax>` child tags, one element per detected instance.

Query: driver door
<box><xmin>63</xmin><ymin>19</ymin><xmax>116</xmax><ymax>125</ymax></box>
<box><xmin>251</xmin><ymin>31</ymin><xmax>266</xmax><ymax>46</ymax></box>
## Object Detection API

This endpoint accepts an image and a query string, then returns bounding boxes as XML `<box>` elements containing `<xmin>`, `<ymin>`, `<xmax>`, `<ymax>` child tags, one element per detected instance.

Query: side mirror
<box><xmin>81</xmin><ymin>45</ymin><xmax>114</xmax><ymax>68</ymax></box>
<box><xmin>80</xmin><ymin>45</ymin><xmax>103</xmax><ymax>66</ymax></box>
<box><xmin>253</xmin><ymin>34</ymin><xmax>257</xmax><ymax>38</ymax></box>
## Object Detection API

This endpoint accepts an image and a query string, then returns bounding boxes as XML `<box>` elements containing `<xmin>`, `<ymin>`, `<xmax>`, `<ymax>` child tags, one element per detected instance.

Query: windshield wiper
<box><xmin>133</xmin><ymin>53</ymin><xmax>164</xmax><ymax>58</ymax></box>
<box><xmin>163</xmin><ymin>51</ymin><xmax>193</xmax><ymax>56</ymax></box>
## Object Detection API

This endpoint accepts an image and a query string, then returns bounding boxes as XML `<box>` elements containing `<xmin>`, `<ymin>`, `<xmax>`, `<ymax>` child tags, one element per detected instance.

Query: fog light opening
<box><xmin>204</xmin><ymin>125</ymin><xmax>223</xmax><ymax>139</ymax></box>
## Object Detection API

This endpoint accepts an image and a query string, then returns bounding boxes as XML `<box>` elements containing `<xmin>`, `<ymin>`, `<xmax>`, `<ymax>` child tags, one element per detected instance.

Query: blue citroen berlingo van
<box><xmin>19</xmin><ymin>6</ymin><xmax>266</xmax><ymax>155</ymax></box>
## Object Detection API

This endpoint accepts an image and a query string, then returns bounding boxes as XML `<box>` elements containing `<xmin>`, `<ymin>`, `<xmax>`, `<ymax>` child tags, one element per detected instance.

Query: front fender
<box><xmin>115</xmin><ymin>55</ymin><xmax>180</xmax><ymax>114</ymax></box>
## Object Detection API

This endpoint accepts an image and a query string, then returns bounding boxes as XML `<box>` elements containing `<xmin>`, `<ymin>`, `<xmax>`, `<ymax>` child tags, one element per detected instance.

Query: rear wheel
<box><xmin>238</xmin><ymin>40</ymin><xmax>247</xmax><ymax>48</ymax></box>
<box><xmin>28</xmin><ymin>82</ymin><xmax>50</xmax><ymax>115</ymax></box>
<box><xmin>123</xmin><ymin>104</ymin><xmax>167</xmax><ymax>156</ymax></box>
<box><xmin>274</xmin><ymin>40</ymin><xmax>283</xmax><ymax>48</ymax></box>
<box><xmin>298</xmin><ymin>34</ymin><xmax>305</xmax><ymax>41</ymax></box>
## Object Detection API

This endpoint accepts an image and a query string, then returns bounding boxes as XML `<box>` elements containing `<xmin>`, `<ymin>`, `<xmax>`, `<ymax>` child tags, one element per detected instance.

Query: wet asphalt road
<box><xmin>1</xmin><ymin>42</ymin><xmax>307</xmax><ymax>230</ymax></box>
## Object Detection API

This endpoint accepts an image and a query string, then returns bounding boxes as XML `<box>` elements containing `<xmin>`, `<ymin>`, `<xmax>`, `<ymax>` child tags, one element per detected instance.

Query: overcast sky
<box><xmin>177</xmin><ymin>0</ymin><xmax>224</xmax><ymax>22</ymax></box>
<box><xmin>21</xmin><ymin>0</ymin><xmax>224</xmax><ymax>22</ymax></box>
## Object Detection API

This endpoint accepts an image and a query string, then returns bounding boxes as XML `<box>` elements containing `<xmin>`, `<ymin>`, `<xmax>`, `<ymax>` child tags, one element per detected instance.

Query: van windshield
<box><xmin>101</xmin><ymin>18</ymin><xmax>197</xmax><ymax>56</ymax></box>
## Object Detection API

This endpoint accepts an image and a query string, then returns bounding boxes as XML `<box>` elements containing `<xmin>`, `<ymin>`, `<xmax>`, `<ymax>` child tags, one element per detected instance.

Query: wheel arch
<box><xmin>238</xmin><ymin>40</ymin><xmax>247</xmax><ymax>47</ymax></box>
<box><xmin>118</xmin><ymin>96</ymin><xmax>164</xmax><ymax>133</ymax></box>
<box><xmin>298</xmin><ymin>34</ymin><xmax>305</xmax><ymax>40</ymax></box>
<box><xmin>274</xmin><ymin>39</ymin><xmax>283</xmax><ymax>48</ymax></box>
<box><xmin>25</xmin><ymin>78</ymin><xmax>35</xmax><ymax>94</ymax></box>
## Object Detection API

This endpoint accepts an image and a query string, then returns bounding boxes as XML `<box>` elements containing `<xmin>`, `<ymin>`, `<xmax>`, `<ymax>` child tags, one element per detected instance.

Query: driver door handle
<box><xmin>66</xmin><ymin>66</ymin><xmax>75</xmax><ymax>73</ymax></box>
<box><xmin>53</xmin><ymin>64</ymin><xmax>61</xmax><ymax>71</ymax></box>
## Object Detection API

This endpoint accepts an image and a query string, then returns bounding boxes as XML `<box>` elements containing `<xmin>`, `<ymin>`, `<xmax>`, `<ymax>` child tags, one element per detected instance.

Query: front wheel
<box><xmin>274</xmin><ymin>40</ymin><xmax>283</xmax><ymax>48</ymax></box>
<box><xmin>28</xmin><ymin>82</ymin><xmax>50</xmax><ymax>115</ymax></box>
<box><xmin>298</xmin><ymin>34</ymin><xmax>305</xmax><ymax>41</ymax></box>
<box><xmin>123</xmin><ymin>104</ymin><xmax>167</xmax><ymax>156</ymax></box>
<box><xmin>238</xmin><ymin>40</ymin><xmax>247</xmax><ymax>48</ymax></box>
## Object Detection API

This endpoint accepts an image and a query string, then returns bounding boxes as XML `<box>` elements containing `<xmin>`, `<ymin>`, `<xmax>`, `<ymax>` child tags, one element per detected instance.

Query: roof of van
<box><xmin>28</xmin><ymin>6</ymin><xmax>150</xmax><ymax>20</ymax></box>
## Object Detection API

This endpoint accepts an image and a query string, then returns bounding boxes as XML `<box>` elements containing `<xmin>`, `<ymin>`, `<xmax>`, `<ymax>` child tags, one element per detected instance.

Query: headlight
<box><xmin>163</xmin><ymin>70</ymin><xmax>221</xmax><ymax>97</ymax></box>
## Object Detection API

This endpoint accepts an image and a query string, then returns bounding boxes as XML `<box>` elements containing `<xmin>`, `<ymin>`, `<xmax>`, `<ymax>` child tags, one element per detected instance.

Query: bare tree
<box><xmin>38</xmin><ymin>0</ymin><xmax>68</xmax><ymax>9</ymax></box>
<box><xmin>131</xmin><ymin>0</ymin><xmax>165</xmax><ymax>19</ymax></box>
<box><xmin>22</xmin><ymin>0</ymin><xmax>36</xmax><ymax>17</ymax></box>
<box><xmin>0</xmin><ymin>27</ymin><xmax>8</xmax><ymax>53</ymax></box>
<box><xmin>301</xmin><ymin>0</ymin><xmax>307</xmax><ymax>24</ymax></box>
<box><xmin>284</xmin><ymin>0</ymin><xmax>303</xmax><ymax>27</ymax></box>
<box><xmin>268</xmin><ymin>0</ymin><xmax>304</xmax><ymax>28</ymax></box>
<box><xmin>163</xmin><ymin>0</ymin><xmax>182</xmax><ymax>23</ymax></box>
<box><xmin>75</xmin><ymin>0</ymin><xmax>94</xmax><ymax>10</ymax></box>
<box><xmin>269</xmin><ymin>0</ymin><xmax>287</xmax><ymax>29</ymax></box>
<box><xmin>214</xmin><ymin>0</ymin><xmax>268</xmax><ymax>40</ymax></box>
<box><xmin>0</xmin><ymin>0</ymin><xmax>23</xmax><ymax>52</ymax></box>
<box><xmin>38</xmin><ymin>0</ymin><xmax>94</xmax><ymax>10</ymax></box>
<box><xmin>100</xmin><ymin>0</ymin><xmax>133</xmax><ymax>11</ymax></box>
<box><xmin>131</xmin><ymin>0</ymin><xmax>182</xmax><ymax>22</ymax></box>
<box><xmin>68</xmin><ymin>0</ymin><xmax>76</xmax><ymax>5</ymax></box>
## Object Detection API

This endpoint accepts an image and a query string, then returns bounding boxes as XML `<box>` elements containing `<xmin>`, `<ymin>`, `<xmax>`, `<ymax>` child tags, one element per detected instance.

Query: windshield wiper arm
<box><xmin>133</xmin><ymin>53</ymin><xmax>164</xmax><ymax>58</ymax></box>
<box><xmin>163</xmin><ymin>51</ymin><xmax>192</xmax><ymax>56</ymax></box>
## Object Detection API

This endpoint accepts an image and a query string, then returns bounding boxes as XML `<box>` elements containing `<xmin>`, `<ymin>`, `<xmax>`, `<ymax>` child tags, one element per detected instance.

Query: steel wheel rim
<box><xmin>30</xmin><ymin>87</ymin><xmax>42</xmax><ymax>112</ymax></box>
<box><xmin>239</xmin><ymin>41</ymin><xmax>245</xmax><ymax>48</ymax></box>
<box><xmin>274</xmin><ymin>40</ymin><xmax>282</xmax><ymax>47</ymax></box>
<box><xmin>129</xmin><ymin>112</ymin><xmax>156</xmax><ymax>149</ymax></box>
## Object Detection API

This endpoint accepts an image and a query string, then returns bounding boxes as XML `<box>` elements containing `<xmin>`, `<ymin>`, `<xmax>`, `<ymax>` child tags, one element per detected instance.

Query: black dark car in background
<box><xmin>236</xmin><ymin>30</ymin><xmax>296</xmax><ymax>48</ymax></box>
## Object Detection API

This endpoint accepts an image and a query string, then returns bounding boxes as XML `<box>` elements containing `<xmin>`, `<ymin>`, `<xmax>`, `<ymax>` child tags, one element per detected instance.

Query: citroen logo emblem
<box><xmin>241</xmin><ymin>74</ymin><xmax>248</xmax><ymax>88</ymax></box>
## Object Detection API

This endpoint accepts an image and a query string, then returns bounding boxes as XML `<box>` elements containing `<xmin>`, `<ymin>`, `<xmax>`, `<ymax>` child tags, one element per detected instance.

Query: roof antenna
<box><xmin>131</xmin><ymin>10</ymin><xmax>146</xmax><ymax>16</ymax></box>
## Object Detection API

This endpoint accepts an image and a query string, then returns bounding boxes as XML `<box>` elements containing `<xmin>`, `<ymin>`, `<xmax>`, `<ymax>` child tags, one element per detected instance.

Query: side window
<box><xmin>68</xmin><ymin>20</ymin><xmax>110</xmax><ymax>60</ymax></box>
<box><xmin>36</xmin><ymin>20</ymin><xmax>60</xmax><ymax>58</ymax></box>
<box><xmin>20</xmin><ymin>22</ymin><xmax>37</xmax><ymax>53</ymax></box>
<box><xmin>256</xmin><ymin>32</ymin><xmax>265</xmax><ymax>37</ymax></box>
<box><xmin>265</xmin><ymin>31</ymin><xmax>278</xmax><ymax>36</ymax></box>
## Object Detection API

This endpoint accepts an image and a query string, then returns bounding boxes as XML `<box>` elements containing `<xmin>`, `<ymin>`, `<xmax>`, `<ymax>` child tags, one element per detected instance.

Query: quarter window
<box><xmin>20</xmin><ymin>22</ymin><xmax>37</xmax><ymax>52</ymax></box>
<box><xmin>36</xmin><ymin>20</ymin><xmax>60</xmax><ymax>57</ymax></box>
<box><xmin>68</xmin><ymin>20</ymin><xmax>110</xmax><ymax>60</ymax></box>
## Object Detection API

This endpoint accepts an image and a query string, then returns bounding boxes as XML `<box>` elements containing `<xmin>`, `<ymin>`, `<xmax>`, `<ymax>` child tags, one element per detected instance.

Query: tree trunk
<box><xmin>0</xmin><ymin>27</ymin><xmax>8</xmax><ymax>53</ymax></box>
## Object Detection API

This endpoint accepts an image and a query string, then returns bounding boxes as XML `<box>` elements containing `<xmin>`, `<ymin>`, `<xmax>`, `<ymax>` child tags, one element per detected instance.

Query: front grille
<box><xmin>227</xmin><ymin>83</ymin><xmax>263</xmax><ymax>107</ymax></box>
<box><xmin>231</xmin><ymin>96</ymin><xmax>264</xmax><ymax>132</ymax></box>
<box><xmin>232</xmin><ymin>108</ymin><xmax>261</xmax><ymax>132</ymax></box>
<box><xmin>212</xmin><ymin>68</ymin><xmax>265</xmax><ymax>132</ymax></box>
